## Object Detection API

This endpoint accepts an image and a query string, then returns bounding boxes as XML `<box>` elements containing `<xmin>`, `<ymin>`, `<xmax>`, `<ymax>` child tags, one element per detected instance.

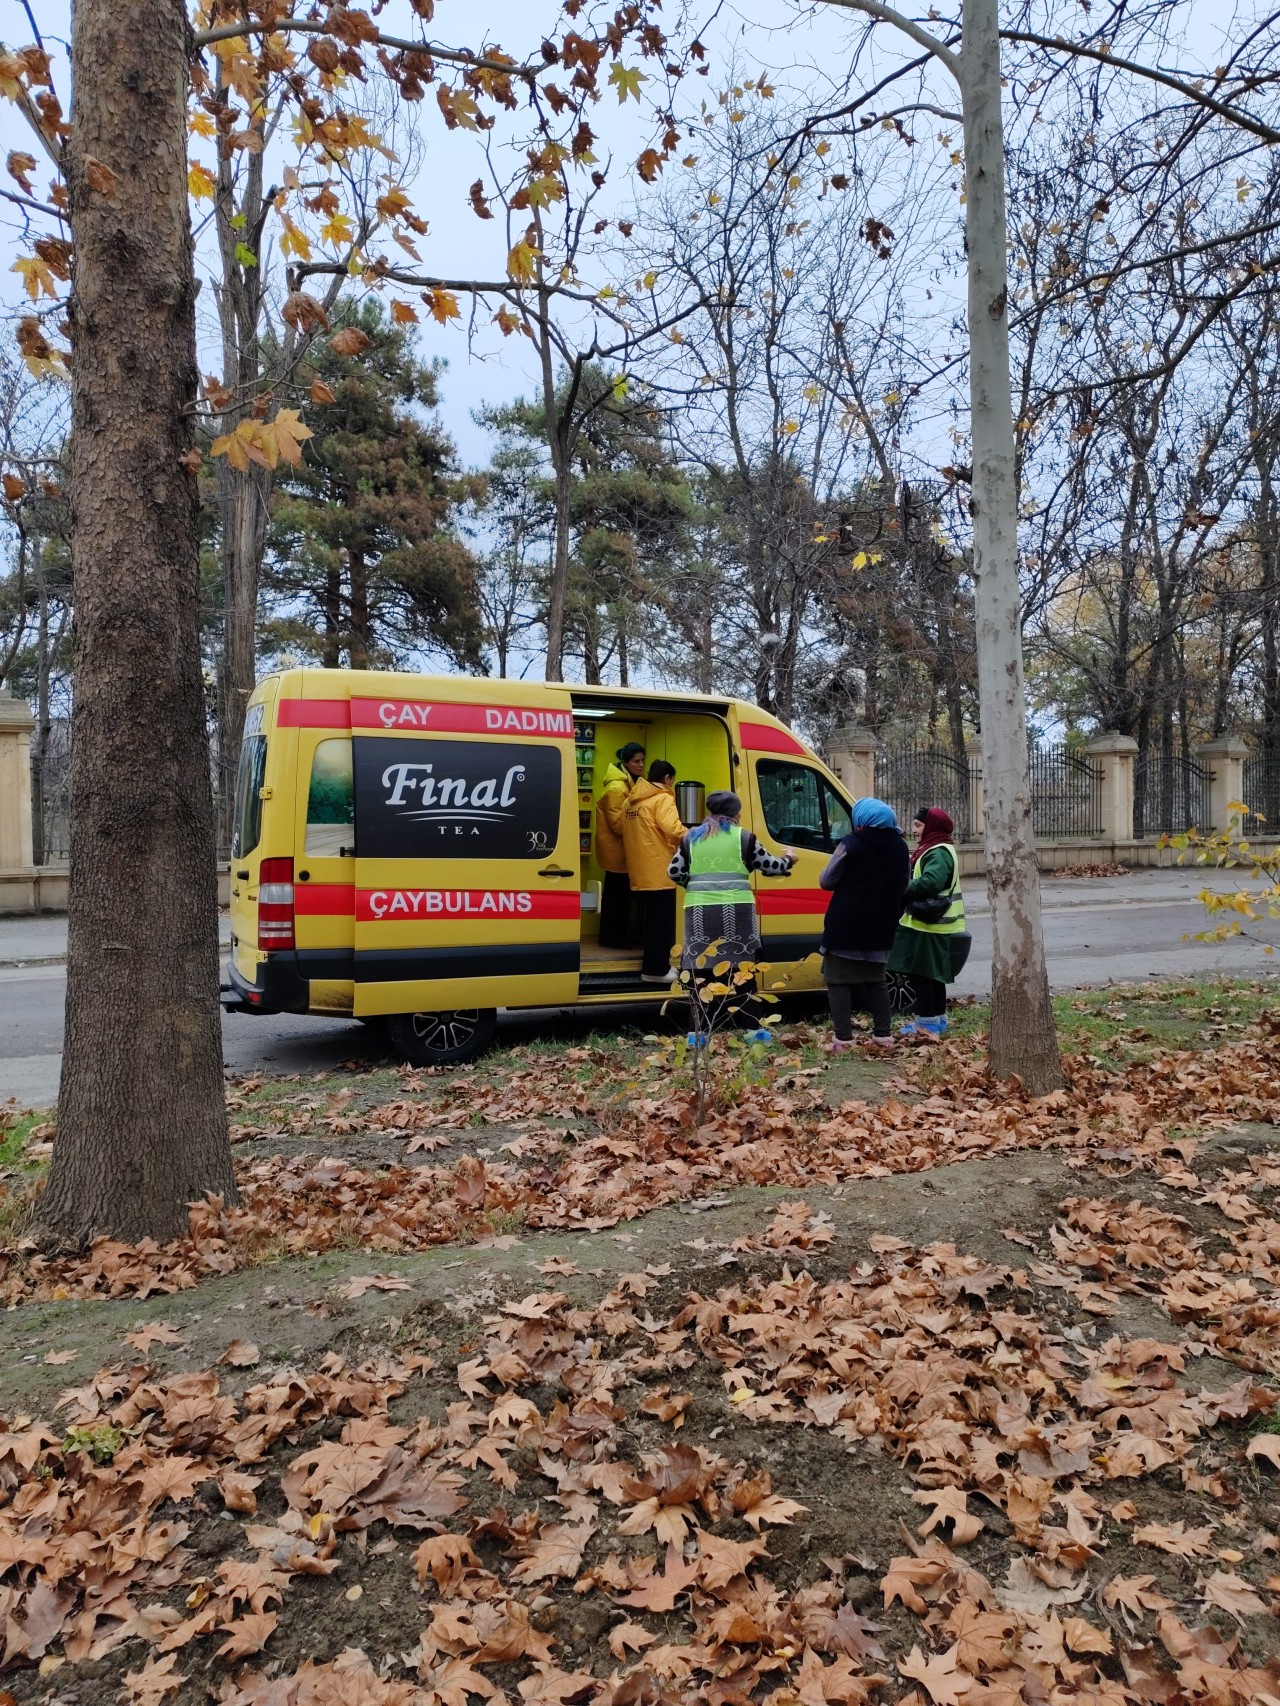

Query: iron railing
<box><xmin>1134</xmin><ymin>749</ymin><xmax>1211</xmax><ymax>838</ymax></box>
<box><xmin>1243</xmin><ymin>751</ymin><xmax>1280</xmax><ymax>830</ymax></box>
<box><xmin>875</xmin><ymin>744</ymin><xmax>973</xmax><ymax>842</ymax></box>
<box><xmin>1029</xmin><ymin>745</ymin><xmax>1102</xmax><ymax>838</ymax></box>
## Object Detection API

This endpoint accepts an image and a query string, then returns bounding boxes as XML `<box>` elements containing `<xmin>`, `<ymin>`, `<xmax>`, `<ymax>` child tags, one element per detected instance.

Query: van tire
<box><xmin>387</xmin><ymin>1008</ymin><xmax>497</xmax><ymax>1066</ymax></box>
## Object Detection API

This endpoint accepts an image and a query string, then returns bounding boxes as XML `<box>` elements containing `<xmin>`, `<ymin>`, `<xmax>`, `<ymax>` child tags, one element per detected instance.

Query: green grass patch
<box><xmin>0</xmin><ymin>1109</ymin><xmax>51</xmax><ymax>1245</ymax></box>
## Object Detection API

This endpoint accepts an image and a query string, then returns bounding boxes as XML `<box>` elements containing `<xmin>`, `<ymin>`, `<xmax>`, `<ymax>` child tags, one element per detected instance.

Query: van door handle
<box><xmin>538</xmin><ymin>865</ymin><xmax>575</xmax><ymax>878</ymax></box>
<box><xmin>236</xmin><ymin>869</ymin><xmax>249</xmax><ymax>880</ymax></box>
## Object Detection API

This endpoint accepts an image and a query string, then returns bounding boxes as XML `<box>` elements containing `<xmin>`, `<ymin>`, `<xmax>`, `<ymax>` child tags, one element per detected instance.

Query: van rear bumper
<box><xmin>221</xmin><ymin>953</ymin><xmax>310</xmax><ymax>1016</ymax></box>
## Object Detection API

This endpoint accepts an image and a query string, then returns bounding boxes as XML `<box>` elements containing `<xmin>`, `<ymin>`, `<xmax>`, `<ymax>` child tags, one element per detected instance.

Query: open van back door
<box><xmin>350</xmin><ymin>689</ymin><xmax>581</xmax><ymax>1017</ymax></box>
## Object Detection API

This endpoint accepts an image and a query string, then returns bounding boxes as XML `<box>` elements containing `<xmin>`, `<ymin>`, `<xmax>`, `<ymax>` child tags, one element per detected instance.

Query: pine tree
<box><xmin>264</xmin><ymin>305</ymin><xmax>482</xmax><ymax>671</ymax></box>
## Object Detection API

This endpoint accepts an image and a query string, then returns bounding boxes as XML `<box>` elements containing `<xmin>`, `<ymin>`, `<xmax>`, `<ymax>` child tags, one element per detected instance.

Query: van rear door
<box><xmin>229</xmin><ymin>686</ymin><xmax>278</xmax><ymax>992</ymax></box>
<box><xmin>350</xmin><ymin>691</ymin><xmax>581</xmax><ymax>1017</ymax></box>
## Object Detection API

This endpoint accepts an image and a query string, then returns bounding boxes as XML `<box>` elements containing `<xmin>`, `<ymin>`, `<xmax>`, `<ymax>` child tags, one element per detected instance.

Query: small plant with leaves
<box><xmin>63</xmin><ymin>1423</ymin><xmax>127</xmax><ymax>1465</ymax></box>
<box><xmin>663</xmin><ymin>948</ymin><xmax>778</xmax><ymax>1126</ymax></box>
<box><xmin>1164</xmin><ymin>808</ymin><xmax>1280</xmax><ymax>950</ymax></box>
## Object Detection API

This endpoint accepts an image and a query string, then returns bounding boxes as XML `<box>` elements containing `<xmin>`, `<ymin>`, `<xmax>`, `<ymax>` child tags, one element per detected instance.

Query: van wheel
<box><xmin>387</xmin><ymin>1008</ymin><xmax>497</xmax><ymax>1066</ymax></box>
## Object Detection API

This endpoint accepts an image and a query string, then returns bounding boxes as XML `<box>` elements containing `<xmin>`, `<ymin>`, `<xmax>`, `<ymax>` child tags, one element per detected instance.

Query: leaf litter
<box><xmin>3</xmin><ymin>1023</ymin><xmax>1280</xmax><ymax>1698</ymax></box>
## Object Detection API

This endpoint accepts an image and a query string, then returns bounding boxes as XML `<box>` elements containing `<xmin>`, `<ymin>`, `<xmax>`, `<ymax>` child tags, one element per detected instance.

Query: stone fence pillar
<box><xmin>825</xmin><ymin>724</ymin><xmax>877</xmax><ymax>802</ymax></box>
<box><xmin>0</xmin><ymin>688</ymin><xmax>36</xmax><ymax>911</ymax></box>
<box><xmin>1198</xmin><ymin>735</ymin><xmax>1250</xmax><ymax>833</ymax></box>
<box><xmin>1084</xmin><ymin>732</ymin><xmax>1138</xmax><ymax>842</ymax></box>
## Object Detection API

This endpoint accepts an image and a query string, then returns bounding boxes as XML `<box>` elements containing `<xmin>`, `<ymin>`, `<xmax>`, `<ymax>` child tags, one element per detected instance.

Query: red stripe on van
<box><xmin>757</xmin><ymin>889</ymin><xmax>830</xmax><ymax>915</ymax></box>
<box><xmin>357</xmin><ymin>889</ymin><xmax>582</xmax><ymax>922</ymax></box>
<box><xmin>350</xmin><ymin>699</ymin><xmax>575</xmax><ymax>738</ymax></box>
<box><xmin>738</xmin><ymin>721</ymin><xmax>807</xmax><ymax>756</ymax></box>
<box><xmin>294</xmin><ymin>884</ymin><xmax>356</xmax><ymax>916</ymax></box>
<box><xmin>276</xmin><ymin>699</ymin><xmax>351</xmax><ymax>728</ymax></box>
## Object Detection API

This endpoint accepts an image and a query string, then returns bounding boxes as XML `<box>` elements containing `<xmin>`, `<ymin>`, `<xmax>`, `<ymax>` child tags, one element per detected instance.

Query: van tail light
<box><xmin>257</xmin><ymin>856</ymin><xmax>295</xmax><ymax>951</ymax></box>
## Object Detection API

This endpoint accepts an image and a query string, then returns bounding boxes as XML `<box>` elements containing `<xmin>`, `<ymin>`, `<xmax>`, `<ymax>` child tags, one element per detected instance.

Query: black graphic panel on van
<box><xmin>354</xmin><ymin>737</ymin><xmax>562</xmax><ymax>859</ymax></box>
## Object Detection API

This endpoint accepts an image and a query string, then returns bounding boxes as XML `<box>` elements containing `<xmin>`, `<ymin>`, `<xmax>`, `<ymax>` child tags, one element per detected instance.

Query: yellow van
<box><xmin>223</xmin><ymin>669</ymin><xmax>855</xmax><ymax>1062</ymax></box>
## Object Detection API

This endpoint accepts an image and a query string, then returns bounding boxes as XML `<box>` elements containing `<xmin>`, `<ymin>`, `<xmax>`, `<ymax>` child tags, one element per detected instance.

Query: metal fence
<box><xmin>1134</xmin><ymin>749</ymin><xmax>1212</xmax><ymax>838</ymax></box>
<box><xmin>875</xmin><ymin>745</ymin><xmax>973</xmax><ymax>842</ymax></box>
<box><xmin>1243</xmin><ymin>750</ymin><xmax>1280</xmax><ymax>830</ymax></box>
<box><xmin>1029</xmin><ymin>744</ymin><xmax>1102</xmax><ymax>837</ymax></box>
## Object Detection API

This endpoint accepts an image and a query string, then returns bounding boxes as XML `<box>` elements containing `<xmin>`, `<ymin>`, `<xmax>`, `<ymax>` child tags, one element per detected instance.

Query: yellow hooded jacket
<box><xmin>595</xmin><ymin>762</ymin><xmax>633</xmax><ymax>875</ymax></box>
<box><xmin>621</xmin><ymin>778</ymin><xmax>685</xmax><ymax>890</ymax></box>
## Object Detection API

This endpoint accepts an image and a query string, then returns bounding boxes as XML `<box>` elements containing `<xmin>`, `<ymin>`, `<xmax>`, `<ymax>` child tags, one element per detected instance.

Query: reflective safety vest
<box><xmin>900</xmin><ymin>842</ymin><xmax>966</xmax><ymax>935</ymax></box>
<box><xmin>684</xmin><ymin>827</ymin><xmax>753</xmax><ymax>909</ymax></box>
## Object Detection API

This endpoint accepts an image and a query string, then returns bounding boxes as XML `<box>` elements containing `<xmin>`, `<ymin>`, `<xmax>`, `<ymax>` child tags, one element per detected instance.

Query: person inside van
<box><xmin>888</xmin><ymin>805</ymin><xmax>967</xmax><ymax>1039</ymax></box>
<box><xmin>596</xmin><ymin>741</ymin><xmax>645</xmax><ymax>950</ymax></box>
<box><xmin>622</xmin><ymin>759</ymin><xmax>686</xmax><ymax>983</ymax></box>
<box><xmin>669</xmin><ymin>790</ymin><xmax>797</xmax><ymax>1039</ymax></box>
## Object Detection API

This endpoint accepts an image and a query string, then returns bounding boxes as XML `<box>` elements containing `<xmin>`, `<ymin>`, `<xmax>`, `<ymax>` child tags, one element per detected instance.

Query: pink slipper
<box><xmin>823</xmin><ymin>1038</ymin><xmax>857</xmax><ymax>1054</ymax></box>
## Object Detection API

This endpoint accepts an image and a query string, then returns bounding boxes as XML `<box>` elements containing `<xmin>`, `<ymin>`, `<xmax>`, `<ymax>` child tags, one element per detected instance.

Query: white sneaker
<box><xmin>640</xmin><ymin>969</ymin><xmax>677</xmax><ymax>984</ymax></box>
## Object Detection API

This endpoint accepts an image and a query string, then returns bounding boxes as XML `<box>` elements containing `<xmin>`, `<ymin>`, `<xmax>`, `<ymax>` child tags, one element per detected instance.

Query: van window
<box><xmin>305</xmin><ymin>739</ymin><xmax>354</xmax><ymax>856</ymax></box>
<box><xmin>231</xmin><ymin>734</ymin><xmax>267</xmax><ymax>858</ymax></box>
<box><xmin>756</xmin><ymin>759</ymin><xmax>851</xmax><ymax>852</ymax></box>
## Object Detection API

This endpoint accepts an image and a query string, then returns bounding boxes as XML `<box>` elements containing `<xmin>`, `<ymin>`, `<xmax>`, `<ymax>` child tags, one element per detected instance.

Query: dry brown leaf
<box><xmin>897</xmin><ymin>1642</ymin><xmax>970</xmax><ymax>1706</ymax></box>
<box><xmin>1200</xmin><ymin>1568</ymin><xmax>1268</xmax><ymax>1620</ymax></box>
<box><xmin>697</xmin><ymin>1529</ymin><xmax>768</xmax><ymax>1589</ymax></box>
<box><xmin>120</xmin><ymin>1653</ymin><xmax>185</xmax><ymax>1704</ymax></box>
<box><xmin>218</xmin><ymin>1339</ymin><xmax>261</xmax><ymax>1367</ymax></box>
<box><xmin>214</xmin><ymin>1610</ymin><xmax>278</xmax><ymax>1660</ymax></box>
<box><xmin>123</xmin><ymin>1321</ymin><xmax>183</xmax><ymax>1352</ymax></box>
<box><xmin>912</xmin><ymin>1487</ymin><xmax>983</xmax><ymax>1545</ymax></box>
<box><xmin>1134</xmin><ymin>1520</ymin><xmax>1215</xmax><ymax>1558</ymax></box>
<box><xmin>618</xmin><ymin>1544</ymin><xmax>701</xmax><ymax>1612</ymax></box>
<box><xmin>607</xmin><ymin>1620</ymin><xmax>657</xmax><ymax>1658</ymax></box>
<box><xmin>336</xmin><ymin>1273</ymin><xmax>413</xmax><ymax>1299</ymax></box>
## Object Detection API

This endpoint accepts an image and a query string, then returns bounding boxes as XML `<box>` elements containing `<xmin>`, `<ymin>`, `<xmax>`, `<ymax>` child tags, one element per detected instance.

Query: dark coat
<box><xmin>820</xmin><ymin>826</ymin><xmax>910</xmax><ymax>955</ymax></box>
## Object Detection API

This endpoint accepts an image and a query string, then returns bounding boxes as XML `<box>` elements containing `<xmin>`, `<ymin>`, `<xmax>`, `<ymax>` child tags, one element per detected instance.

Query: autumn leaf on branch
<box><xmin>423</xmin><ymin>288</ymin><xmax>461</xmax><ymax>324</ymax></box>
<box><xmin>7</xmin><ymin>148</ymin><xmax>36</xmax><ymax>194</ymax></box>
<box><xmin>330</xmin><ymin>326</ymin><xmax>373</xmax><ymax>357</ymax></box>
<box><xmin>282</xmin><ymin>291</ymin><xmax>330</xmax><ymax>334</ymax></box>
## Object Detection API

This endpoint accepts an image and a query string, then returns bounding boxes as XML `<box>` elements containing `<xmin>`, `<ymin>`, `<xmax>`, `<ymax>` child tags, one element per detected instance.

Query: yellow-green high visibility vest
<box><xmin>684</xmin><ymin>827</ymin><xmax>753</xmax><ymax>909</ymax></box>
<box><xmin>900</xmin><ymin>842</ymin><xmax>965</xmax><ymax>935</ymax></box>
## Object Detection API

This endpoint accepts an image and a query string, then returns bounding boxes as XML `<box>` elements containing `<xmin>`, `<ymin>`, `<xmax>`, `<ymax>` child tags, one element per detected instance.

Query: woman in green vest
<box><xmin>887</xmin><ymin>805</ymin><xmax>966</xmax><ymax>1040</ymax></box>
<box><xmin>668</xmin><ymin>790</ymin><xmax>796</xmax><ymax>1042</ymax></box>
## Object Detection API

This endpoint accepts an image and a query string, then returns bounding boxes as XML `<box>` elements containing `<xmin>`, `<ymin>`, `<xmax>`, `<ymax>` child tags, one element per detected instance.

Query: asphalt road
<box><xmin>2</xmin><ymin>869</ymin><xmax>1275</xmax><ymax>1109</ymax></box>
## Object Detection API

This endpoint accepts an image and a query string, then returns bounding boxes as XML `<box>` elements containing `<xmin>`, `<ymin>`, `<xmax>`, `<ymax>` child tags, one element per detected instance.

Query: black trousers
<box><xmin>911</xmin><ymin>974</ymin><xmax>947</xmax><ymax>1018</ymax></box>
<box><xmin>599</xmin><ymin>870</ymin><xmax>632</xmax><ymax>949</ymax></box>
<box><xmin>827</xmin><ymin>981</ymin><xmax>892</xmax><ymax>1041</ymax></box>
<box><xmin>639</xmin><ymin>888</ymin><xmax>677</xmax><ymax>977</ymax></box>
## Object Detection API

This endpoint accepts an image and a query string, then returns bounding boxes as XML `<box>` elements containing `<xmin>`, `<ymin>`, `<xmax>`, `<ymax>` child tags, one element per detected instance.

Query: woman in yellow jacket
<box><xmin>622</xmin><ymin>759</ymin><xmax>686</xmax><ymax>982</ymax></box>
<box><xmin>596</xmin><ymin>741</ymin><xmax>645</xmax><ymax>949</ymax></box>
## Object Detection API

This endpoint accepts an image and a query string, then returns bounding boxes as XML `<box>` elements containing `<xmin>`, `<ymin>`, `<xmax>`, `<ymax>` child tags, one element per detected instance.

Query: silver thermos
<box><xmin>675</xmin><ymin>780</ymin><xmax>706</xmax><ymax>826</ymax></box>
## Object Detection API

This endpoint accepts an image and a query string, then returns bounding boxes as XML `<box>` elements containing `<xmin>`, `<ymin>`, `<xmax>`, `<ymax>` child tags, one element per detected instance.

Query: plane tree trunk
<box><xmin>961</xmin><ymin>0</ymin><xmax>1063</xmax><ymax>1092</ymax></box>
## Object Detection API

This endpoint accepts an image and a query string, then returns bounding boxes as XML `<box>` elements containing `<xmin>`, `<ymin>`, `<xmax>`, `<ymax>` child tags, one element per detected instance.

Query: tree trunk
<box><xmin>349</xmin><ymin>546</ymin><xmax>371</xmax><ymax>669</ymax></box>
<box><xmin>544</xmin><ymin>455</ymin><xmax>571</xmax><ymax>682</ymax></box>
<box><xmin>217</xmin><ymin>464</ymin><xmax>269</xmax><ymax>848</ymax></box>
<box><xmin>32</xmin><ymin>531</ymin><xmax>48</xmax><ymax>866</ymax></box>
<box><xmin>37</xmin><ymin>0</ymin><xmax>235</xmax><ymax>1244</ymax></box>
<box><xmin>322</xmin><ymin>555</ymin><xmax>342</xmax><ymax>668</ymax></box>
<box><xmin>961</xmin><ymin>0</ymin><xmax>1063</xmax><ymax>1093</ymax></box>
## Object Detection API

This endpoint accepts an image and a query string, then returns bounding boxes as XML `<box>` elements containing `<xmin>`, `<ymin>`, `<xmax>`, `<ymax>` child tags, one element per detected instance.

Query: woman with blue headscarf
<box><xmin>818</xmin><ymin>797</ymin><xmax>910</xmax><ymax>1051</ymax></box>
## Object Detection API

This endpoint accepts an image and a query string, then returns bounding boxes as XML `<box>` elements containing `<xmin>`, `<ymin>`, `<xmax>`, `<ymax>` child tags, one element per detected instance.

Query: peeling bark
<box><xmin>961</xmin><ymin>0</ymin><xmax>1064</xmax><ymax>1093</ymax></box>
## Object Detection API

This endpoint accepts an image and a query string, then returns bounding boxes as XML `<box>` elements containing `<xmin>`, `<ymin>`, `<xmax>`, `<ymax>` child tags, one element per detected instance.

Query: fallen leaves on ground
<box><xmin>6</xmin><ymin>1031</ymin><xmax>1279</xmax><ymax>1307</ymax></box>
